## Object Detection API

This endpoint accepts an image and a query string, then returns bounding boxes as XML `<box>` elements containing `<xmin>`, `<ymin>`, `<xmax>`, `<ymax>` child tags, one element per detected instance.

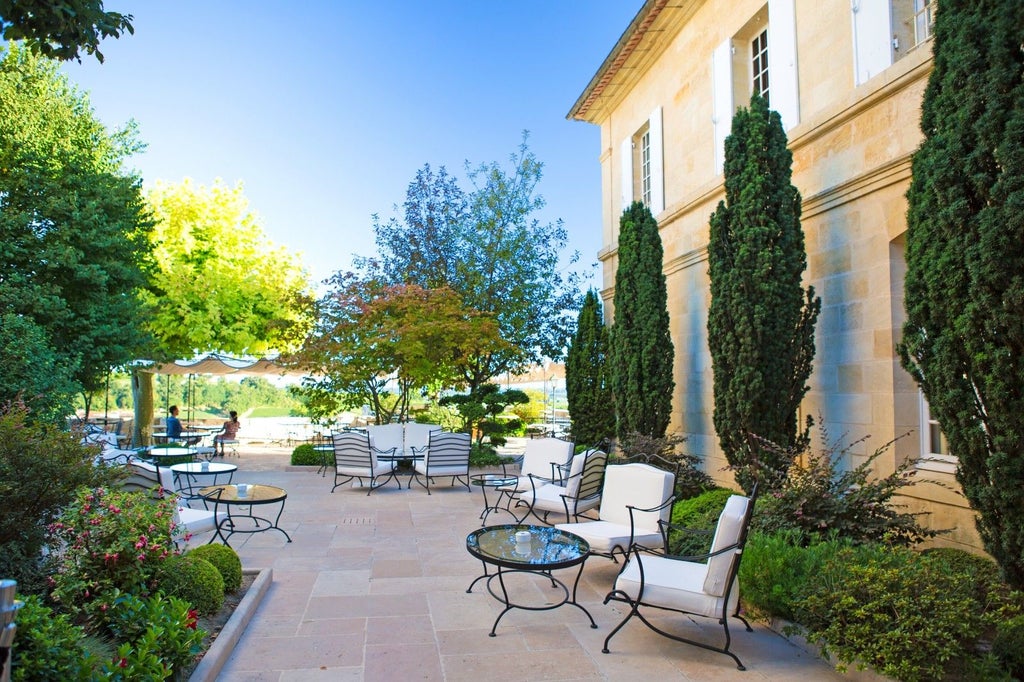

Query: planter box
<box><xmin>189</xmin><ymin>567</ymin><xmax>272</xmax><ymax>682</ymax></box>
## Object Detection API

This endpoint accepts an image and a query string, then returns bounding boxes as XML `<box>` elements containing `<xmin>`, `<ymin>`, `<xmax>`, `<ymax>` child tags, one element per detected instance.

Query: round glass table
<box><xmin>469</xmin><ymin>474</ymin><xmax>520</xmax><ymax>525</ymax></box>
<box><xmin>199</xmin><ymin>483</ymin><xmax>292</xmax><ymax>547</ymax></box>
<box><xmin>465</xmin><ymin>524</ymin><xmax>596</xmax><ymax>636</ymax></box>
<box><xmin>170</xmin><ymin>461</ymin><xmax>237</xmax><ymax>501</ymax></box>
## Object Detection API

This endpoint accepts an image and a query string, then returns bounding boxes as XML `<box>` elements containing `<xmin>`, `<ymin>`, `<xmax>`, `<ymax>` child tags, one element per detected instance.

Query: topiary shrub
<box><xmin>9</xmin><ymin>594</ymin><xmax>98</xmax><ymax>681</ymax></box>
<box><xmin>156</xmin><ymin>554</ymin><xmax>225</xmax><ymax>616</ymax></box>
<box><xmin>666</xmin><ymin>487</ymin><xmax>735</xmax><ymax>556</ymax></box>
<box><xmin>189</xmin><ymin>544</ymin><xmax>243</xmax><ymax>593</ymax></box>
<box><xmin>291</xmin><ymin>443</ymin><xmax>321</xmax><ymax>466</ymax></box>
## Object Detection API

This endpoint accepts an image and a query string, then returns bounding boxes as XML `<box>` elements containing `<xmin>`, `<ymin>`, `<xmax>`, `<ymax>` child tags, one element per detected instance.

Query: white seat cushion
<box><xmin>615</xmin><ymin>554</ymin><xmax>739</xmax><ymax>619</ymax></box>
<box><xmin>555</xmin><ymin>520</ymin><xmax>661</xmax><ymax>553</ymax></box>
<box><xmin>413</xmin><ymin>462</ymin><xmax>465</xmax><ymax>476</ymax></box>
<box><xmin>174</xmin><ymin>506</ymin><xmax>226</xmax><ymax>536</ymax></box>
<box><xmin>521</xmin><ymin>482</ymin><xmax>601</xmax><ymax>516</ymax></box>
<box><xmin>337</xmin><ymin>460</ymin><xmax>397</xmax><ymax>478</ymax></box>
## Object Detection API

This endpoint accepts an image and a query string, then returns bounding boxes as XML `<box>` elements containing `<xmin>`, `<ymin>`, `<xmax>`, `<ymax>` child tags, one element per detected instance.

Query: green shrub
<box><xmin>666</xmin><ymin>487</ymin><xmax>735</xmax><ymax>556</ymax></box>
<box><xmin>0</xmin><ymin>402</ymin><xmax>121</xmax><ymax>594</ymax></box>
<box><xmin>993</xmin><ymin>614</ymin><xmax>1024</xmax><ymax>679</ymax></box>
<box><xmin>794</xmin><ymin>544</ymin><xmax>1015</xmax><ymax>681</ymax></box>
<box><xmin>290</xmin><ymin>443</ymin><xmax>321</xmax><ymax>466</ymax></box>
<box><xmin>752</xmin><ymin>424</ymin><xmax>937</xmax><ymax>547</ymax></box>
<box><xmin>189</xmin><ymin>544</ymin><xmax>243</xmax><ymax>592</ymax></box>
<box><xmin>100</xmin><ymin>591</ymin><xmax>206</xmax><ymax>676</ymax></box>
<box><xmin>10</xmin><ymin>594</ymin><xmax>97</xmax><ymax>681</ymax></box>
<box><xmin>156</xmin><ymin>554</ymin><xmax>225</xmax><ymax>616</ymax></box>
<box><xmin>740</xmin><ymin>530</ymin><xmax>856</xmax><ymax>621</ymax></box>
<box><xmin>49</xmin><ymin>487</ymin><xmax>180</xmax><ymax>611</ymax></box>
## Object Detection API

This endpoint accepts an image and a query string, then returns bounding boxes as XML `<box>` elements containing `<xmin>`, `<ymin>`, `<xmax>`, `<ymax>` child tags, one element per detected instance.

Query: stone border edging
<box><xmin>189</xmin><ymin>567</ymin><xmax>273</xmax><ymax>682</ymax></box>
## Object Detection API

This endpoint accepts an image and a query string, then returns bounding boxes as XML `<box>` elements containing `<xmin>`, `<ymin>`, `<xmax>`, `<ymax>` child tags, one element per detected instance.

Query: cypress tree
<box><xmin>609</xmin><ymin>201</ymin><xmax>675</xmax><ymax>440</ymax></box>
<box><xmin>566</xmin><ymin>289</ymin><xmax>615</xmax><ymax>446</ymax></box>
<box><xmin>707</xmin><ymin>95</ymin><xmax>821</xmax><ymax>493</ymax></box>
<box><xmin>898</xmin><ymin>0</ymin><xmax>1024</xmax><ymax>588</ymax></box>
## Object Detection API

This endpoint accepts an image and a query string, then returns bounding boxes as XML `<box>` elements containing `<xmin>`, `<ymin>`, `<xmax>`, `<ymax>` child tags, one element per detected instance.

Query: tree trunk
<box><xmin>131</xmin><ymin>370</ymin><xmax>155</xmax><ymax>447</ymax></box>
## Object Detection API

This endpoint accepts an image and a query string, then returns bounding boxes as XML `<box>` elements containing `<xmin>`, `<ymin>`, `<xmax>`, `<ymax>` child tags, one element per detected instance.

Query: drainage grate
<box><xmin>338</xmin><ymin>517</ymin><xmax>374</xmax><ymax>525</ymax></box>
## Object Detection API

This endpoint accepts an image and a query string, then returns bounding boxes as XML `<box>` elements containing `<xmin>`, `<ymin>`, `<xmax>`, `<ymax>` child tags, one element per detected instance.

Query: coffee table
<box><xmin>199</xmin><ymin>483</ymin><xmax>292</xmax><ymax>547</ymax></box>
<box><xmin>466</xmin><ymin>524</ymin><xmax>597</xmax><ymax>636</ymax></box>
<box><xmin>470</xmin><ymin>474</ymin><xmax>520</xmax><ymax>524</ymax></box>
<box><xmin>171</xmin><ymin>461</ymin><xmax>237</xmax><ymax>502</ymax></box>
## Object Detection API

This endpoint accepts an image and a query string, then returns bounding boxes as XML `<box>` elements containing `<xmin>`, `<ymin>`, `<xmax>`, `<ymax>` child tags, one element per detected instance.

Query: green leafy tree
<box><xmin>898</xmin><ymin>0</ymin><xmax>1024</xmax><ymax>589</ymax></box>
<box><xmin>566</xmin><ymin>289</ymin><xmax>614</xmax><ymax>446</ymax></box>
<box><xmin>0</xmin><ymin>0</ymin><xmax>133</xmax><ymax>63</ymax></box>
<box><xmin>134</xmin><ymin>178</ymin><xmax>313</xmax><ymax>444</ymax></box>
<box><xmin>363</xmin><ymin>135</ymin><xmax>580</xmax><ymax>391</ymax></box>
<box><xmin>0</xmin><ymin>46</ymin><xmax>153</xmax><ymax>422</ymax></box>
<box><xmin>609</xmin><ymin>201</ymin><xmax>674</xmax><ymax>440</ymax></box>
<box><xmin>292</xmin><ymin>273</ymin><xmax>505</xmax><ymax>424</ymax></box>
<box><xmin>707</xmin><ymin>95</ymin><xmax>820</xmax><ymax>493</ymax></box>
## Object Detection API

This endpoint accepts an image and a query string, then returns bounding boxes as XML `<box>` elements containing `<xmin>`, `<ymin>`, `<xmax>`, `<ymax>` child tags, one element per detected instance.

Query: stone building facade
<box><xmin>569</xmin><ymin>0</ymin><xmax>978</xmax><ymax>550</ymax></box>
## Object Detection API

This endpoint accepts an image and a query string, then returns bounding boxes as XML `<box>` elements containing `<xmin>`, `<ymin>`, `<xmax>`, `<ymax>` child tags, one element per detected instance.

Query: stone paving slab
<box><xmin>188</xmin><ymin>445</ymin><xmax>848</xmax><ymax>681</ymax></box>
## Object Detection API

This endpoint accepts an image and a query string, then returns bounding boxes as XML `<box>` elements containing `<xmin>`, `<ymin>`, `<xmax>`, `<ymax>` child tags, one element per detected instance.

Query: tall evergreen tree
<box><xmin>707</xmin><ymin>95</ymin><xmax>821</xmax><ymax>493</ymax></box>
<box><xmin>609</xmin><ymin>201</ymin><xmax>675</xmax><ymax>440</ymax></box>
<box><xmin>898</xmin><ymin>0</ymin><xmax>1024</xmax><ymax>589</ymax></box>
<box><xmin>566</xmin><ymin>289</ymin><xmax>614</xmax><ymax>446</ymax></box>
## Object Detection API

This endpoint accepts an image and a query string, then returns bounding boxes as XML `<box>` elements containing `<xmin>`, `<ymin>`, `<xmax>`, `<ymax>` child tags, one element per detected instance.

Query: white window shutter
<box><xmin>648</xmin><ymin>107</ymin><xmax>664</xmax><ymax>215</ymax></box>
<box><xmin>712</xmin><ymin>39</ymin><xmax>733</xmax><ymax>175</ymax></box>
<box><xmin>851</xmin><ymin>0</ymin><xmax>893</xmax><ymax>86</ymax></box>
<box><xmin>768</xmin><ymin>0</ymin><xmax>800</xmax><ymax>131</ymax></box>
<box><xmin>620</xmin><ymin>137</ymin><xmax>633</xmax><ymax>208</ymax></box>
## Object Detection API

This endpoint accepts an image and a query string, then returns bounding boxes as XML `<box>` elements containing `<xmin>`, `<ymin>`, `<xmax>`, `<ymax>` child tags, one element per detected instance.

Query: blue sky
<box><xmin>63</xmin><ymin>1</ymin><xmax>642</xmax><ymax>287</ymax></box>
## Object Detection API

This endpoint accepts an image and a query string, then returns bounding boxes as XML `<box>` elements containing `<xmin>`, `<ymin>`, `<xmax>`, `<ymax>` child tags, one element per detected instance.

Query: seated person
<box><xmin>165</xmin><ymin>405</ymin><xmax>183</xmax><ymax>440</ymax></box>
<box><xmin>214</xmin><ymin>410</ymin><xmax>241</xmax><ymax>455</ymax></box>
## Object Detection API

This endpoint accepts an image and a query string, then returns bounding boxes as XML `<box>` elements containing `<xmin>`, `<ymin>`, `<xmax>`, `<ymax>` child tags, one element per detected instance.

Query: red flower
<box><xmin>187</xmin><ymin>608</ymin><xmax>199</xmax><ymax>630</ymax></box>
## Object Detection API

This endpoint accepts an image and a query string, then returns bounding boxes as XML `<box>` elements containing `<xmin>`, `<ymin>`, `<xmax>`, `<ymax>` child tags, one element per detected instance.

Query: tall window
<box><xmin>913</xmin><ymin>0</ymin><xmax>934</xmax><ymax>46</ymax></box>
<box><xmin>639</xmin><ymin>129</ymin><xmax>652</xmax><ymax>207</ymax></box>
<box><xmin>751</xmin><ymin>28</ymin><xmax>770</xmax><ymax>105</ymax></box>
<box><xmin>917</xmin><ymin>392</ymin><xmax>955</xmax><ymax>473</ymax></box>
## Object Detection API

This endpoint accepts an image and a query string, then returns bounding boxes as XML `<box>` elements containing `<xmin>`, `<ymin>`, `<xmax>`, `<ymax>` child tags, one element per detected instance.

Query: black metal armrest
<box><xmin>371</xmin><ymin>445</ymin><xmax>398</xmax><ymax>458</ymax></box>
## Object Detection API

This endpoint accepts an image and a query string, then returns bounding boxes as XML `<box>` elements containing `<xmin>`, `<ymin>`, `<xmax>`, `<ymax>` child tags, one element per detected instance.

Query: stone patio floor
<box><xmin>189</xmin><ymin>443</ymin><xmax>848</xmax><ymax>681</ymax></box>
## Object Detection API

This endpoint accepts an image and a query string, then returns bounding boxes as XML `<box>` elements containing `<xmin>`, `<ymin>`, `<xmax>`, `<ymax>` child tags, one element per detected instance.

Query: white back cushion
<box><xmin>367</xmin><ymin>423</ymin><xmax>404</xmax><ymax>453</ymax></box>
<box><xmin>563</xmin><ymin>451</ymin><xmax>588</xmax><ymax>498</ymax></box>
<box><xmin>521</xmin><ymin>437</ymin><xmax>573</xmax><ymax>479</ymax></box>
<box><xmin>703</xmin><ymin>494</ymin><xmax>750</xmax><ymax>597</ymax></box>
<box><xmin>599</xmin><ymin>463</ymin><xmax>675</xmax><ymax>529</ymax></box>
<box><xmin>404</xmin><ymin>423</ymin><xmax>441</xmax><ymax>451</ymax></box>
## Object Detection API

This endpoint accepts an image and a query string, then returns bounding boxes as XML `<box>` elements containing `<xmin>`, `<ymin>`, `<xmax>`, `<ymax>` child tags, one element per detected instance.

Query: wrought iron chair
<box><xmin>331</xmin><ymin>430</ymin><xmax>399</xmax><ymax>495</ymax></box>
<box><xmin>601</xmin><ymin>489</ymin><xmax>758</xmax><ymax>670</ymax></box>
<box><xmin>497</xmin><ymin>436</ymin><xmax>574</xmax><ymax>494</ymax></box>
<box><xmin>366</xmin><ymin>423</ymin><xmax>405</xmax><ymax>461</ymax></box>
<box><xmin>517</xmin><ymin>448</ymin><xmax>607</xmax><ymax>524</ymax></box>
<box><xmin>412</xmin><ymin>431</ymin><xmax>471</xmax><ymax>494</ymax></box>
<box><xmin>119</xmin><ymin>458</ymin><xmax>226</xmax><ymax>540</ymax></box>
<box><xmin>556</xmin><ymin>462</ymin><xmax>675</xmax><ymax>562</ymax></box>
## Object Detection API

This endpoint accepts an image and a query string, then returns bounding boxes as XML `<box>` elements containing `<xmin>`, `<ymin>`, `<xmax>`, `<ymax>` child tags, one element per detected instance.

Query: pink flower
<box><xmin>137</xmin><ymin>554</ymin><xmax>145</xmax><ymax>561</ymax></box>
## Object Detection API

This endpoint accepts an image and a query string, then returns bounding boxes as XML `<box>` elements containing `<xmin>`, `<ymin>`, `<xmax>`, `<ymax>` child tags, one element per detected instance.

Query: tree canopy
<box><xmin>0</xmin><ymin>0</ymin><xmax>133</xmax><ymax>63</ymax></box>
<box><xmin>0</xmin><ymin>45</ymin><xmax>153</xmax><ymax>421</ymax></box>
<box><xmin>609</xmin><ymin>201</ymin><xmax>675</xmax><ymax>440</ymax></box>
<box><xmin>362</xmin><ymin>135</ymin><xmax>580</xmax><ymax>391</ymax></box>
<box><xmin>899</xmin><ymin>0</ymin><xmax>1024</xmax><ymax>588</ymax></box>
<box><xmin>291</xmin><ymin>272</ymin><xmax>506</xmax><ymax>424</ymax></box>
<box><xmin>707</xmin><ymin>95</ymin><xmax>820</xmax><ymax>493</ymax></box>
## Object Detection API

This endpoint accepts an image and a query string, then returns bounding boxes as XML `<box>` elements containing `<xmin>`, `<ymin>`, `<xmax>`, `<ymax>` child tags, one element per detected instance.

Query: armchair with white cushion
<box><xmin>555</xmin><ymin>462</ymin><xmax>675</xmax><ymax>562</ymax></box>
<box><xmin>601</xmin><ymin>489</ymin><xmax>758</xmax><ymax>670</ymax></box>
<box><xmin>516</xmin><ymin>448</ymin><xmax>607</xmax><ymax>525</ymax></box>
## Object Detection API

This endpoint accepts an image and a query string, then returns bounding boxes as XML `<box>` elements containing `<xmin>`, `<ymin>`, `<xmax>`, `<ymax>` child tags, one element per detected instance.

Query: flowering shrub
<box><xmin>48</xmin><ymin>486</ymin><xmax>181</xmax><ymax>610</ymax></box>
<box><xmin>95</xmin><ymin>591</ymin><xmax>206</xmax><ymax>677</ymax></box>
<box><xmin>751</xmin><ymin>424</ymin><xmax>938</xmax><ymax>546</ymax></box>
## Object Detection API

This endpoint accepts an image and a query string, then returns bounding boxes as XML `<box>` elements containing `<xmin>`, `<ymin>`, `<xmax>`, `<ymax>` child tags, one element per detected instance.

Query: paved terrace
<box><xmin>194</xmin><ymin>443</ymin><xmax>848</xmax><ymax>681</ymax></box>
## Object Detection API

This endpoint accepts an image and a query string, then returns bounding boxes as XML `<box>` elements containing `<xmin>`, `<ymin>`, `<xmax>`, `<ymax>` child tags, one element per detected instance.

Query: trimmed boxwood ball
<box><xmin>189</xmin><ymin>543</ymin><xmax>243</xmax><ymax>593</ymax></box>
<box><xmin>290</xmin><ymin>443</ymin><xmax>320</xmax><ymax>466</ymax></box>
<box><xmin>157</xmin><ymin>554</ymin><xmax>225</xmax><ymax>616</ymax></box>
